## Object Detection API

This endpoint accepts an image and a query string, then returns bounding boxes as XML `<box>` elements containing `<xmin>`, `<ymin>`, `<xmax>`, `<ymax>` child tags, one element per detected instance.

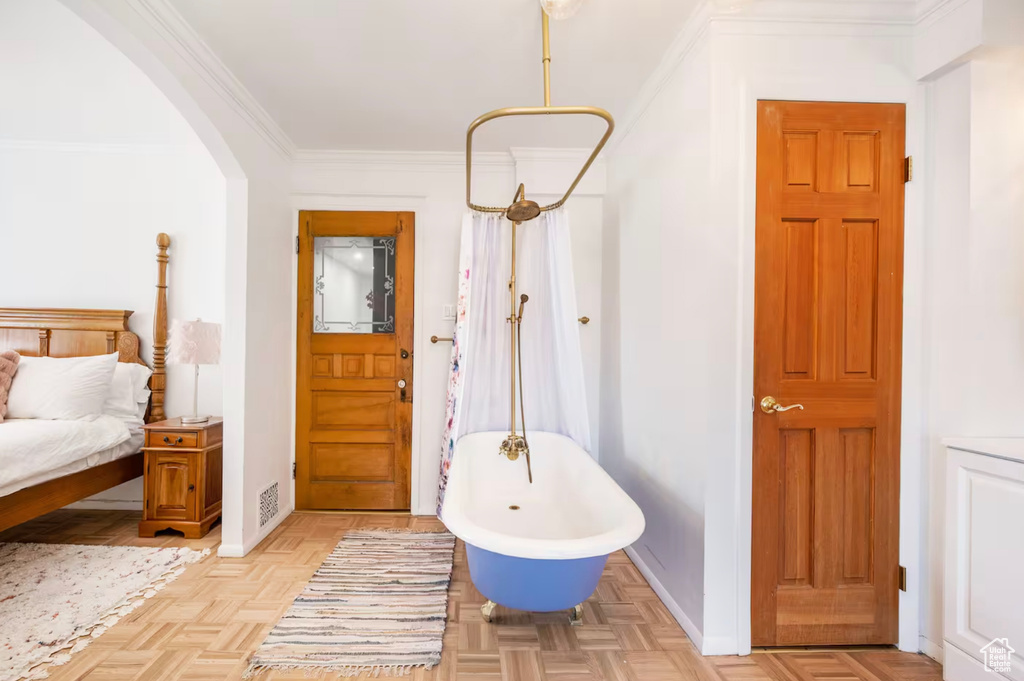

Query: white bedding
<box><xmin>0</xmin><ymin>416</ymin><xmax>139</xmax><ymax>498</ymax></box>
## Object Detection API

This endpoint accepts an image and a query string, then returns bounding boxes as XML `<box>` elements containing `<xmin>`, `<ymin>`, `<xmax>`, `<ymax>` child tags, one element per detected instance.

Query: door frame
<box><xmin>288</xmin><ymin>193</ymin><xmax>428</xmax><ymax>516</ymax></box>
<box><xmin>732</xmin><ymin>87</ymin><xmax>926</xmax><ymax>655</ymax></box>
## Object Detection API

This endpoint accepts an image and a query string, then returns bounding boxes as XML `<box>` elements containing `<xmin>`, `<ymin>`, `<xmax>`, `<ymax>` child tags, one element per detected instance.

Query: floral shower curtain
<box><xmin>436</xmin><ymin>208</ymin><xmax>590</xmax><ymax>515</ymax></box>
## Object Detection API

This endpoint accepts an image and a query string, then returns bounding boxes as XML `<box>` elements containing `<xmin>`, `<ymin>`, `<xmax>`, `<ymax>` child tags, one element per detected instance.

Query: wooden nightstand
<box><xmin>139</xmin><ymin>417</ymin><xmax>223</xmax><ymax>539</ymax></box>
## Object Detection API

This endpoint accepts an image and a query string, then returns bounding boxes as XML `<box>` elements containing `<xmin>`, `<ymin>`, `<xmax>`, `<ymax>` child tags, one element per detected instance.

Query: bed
<box><xmin>0</xmin><ymin>234</ymin><xmax>170</xmax><ymax>533</ymax></box>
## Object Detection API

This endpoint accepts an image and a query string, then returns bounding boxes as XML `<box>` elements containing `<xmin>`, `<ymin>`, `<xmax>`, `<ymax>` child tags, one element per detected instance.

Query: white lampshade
<box><xmin>540</xmin><ymin>0</ymin><xmax>586</xmax><ymax>20</ymax></box>
<box><xmin>168</xmin><ymin>320</ymin><xmax>221</xmax><ymax>365</ymax></box>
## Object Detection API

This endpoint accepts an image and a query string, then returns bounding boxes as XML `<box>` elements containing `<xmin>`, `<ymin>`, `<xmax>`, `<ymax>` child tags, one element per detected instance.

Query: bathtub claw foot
<box><xmin>569</xmin><ymin>603</ymin><xmax>583</xmax><ymax>626</ymax></box>
<box><xmin>481</xmin><ymin>600</ymin><xmax>498</xmax><ymax>623</ymax></box>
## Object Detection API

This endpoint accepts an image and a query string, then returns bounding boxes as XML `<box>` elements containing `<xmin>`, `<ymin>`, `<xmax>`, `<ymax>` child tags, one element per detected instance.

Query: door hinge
<box><xmin>295</xmin><ymin>236</ymin><xmax>300</xmax><ymax>254</ymax></box>
<box><xmin>904</xmin><ymin>156</ymin><xmax>913</xmax><ymax>183</ymax></box>
<box><xmin>898</xmin><ymin>565</ymin><xmax>907</xmax><ymax>592</ymax></box>
<box><xmin>292</xmin><ymin>462</ymin><xmax>296</xmax><ymax>479</ymax></box>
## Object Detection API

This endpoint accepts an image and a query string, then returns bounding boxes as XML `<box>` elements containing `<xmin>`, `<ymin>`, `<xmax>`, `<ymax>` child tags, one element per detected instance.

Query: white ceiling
<box><xmin>169</xmin><ymin>0</ymin><xmax>700</xmax><ymax>151</ymax></box>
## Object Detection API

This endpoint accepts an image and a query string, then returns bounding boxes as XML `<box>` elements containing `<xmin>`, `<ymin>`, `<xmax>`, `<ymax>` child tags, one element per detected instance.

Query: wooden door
<box><xmin>296</xmin><ymin>211</ymin><xmax>414</xmax><ymax>510</ymax></box>
<box><xmin>752</xmin><ymin>101</ymin><xmax>905</xmax><ymax>646</ymax></box>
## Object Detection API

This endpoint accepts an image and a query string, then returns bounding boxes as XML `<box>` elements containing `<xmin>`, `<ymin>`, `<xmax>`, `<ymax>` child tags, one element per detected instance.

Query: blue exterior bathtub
<box><xmin>465</xmin><ymin>543</ymin><xmax>609</xmax><ymax>612</ymax></box>
<box><xmin>441</xmin><ymin>431</ymin><xmax>645</xmax><ymax>616</ymax></box>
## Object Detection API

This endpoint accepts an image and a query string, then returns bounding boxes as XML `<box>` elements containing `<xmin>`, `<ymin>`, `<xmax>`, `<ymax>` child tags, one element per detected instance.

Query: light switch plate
<box><xmin>442</xmin><ymin>304</ymin><xmax>456</xmax><ymax>320</ymax></box>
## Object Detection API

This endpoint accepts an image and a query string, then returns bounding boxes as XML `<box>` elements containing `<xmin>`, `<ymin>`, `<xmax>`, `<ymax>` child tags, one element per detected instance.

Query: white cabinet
<box><xmin>944</xmin><ymin>439</ymin><xmax>1024</xmax><ymax>681</ymax></box>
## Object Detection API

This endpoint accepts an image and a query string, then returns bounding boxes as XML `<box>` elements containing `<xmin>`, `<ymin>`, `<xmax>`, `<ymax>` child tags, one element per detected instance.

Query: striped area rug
<box><xmin>245</xmin><ymin>530</ymin><xmax>456</xmax><ymax>678</ymax></box>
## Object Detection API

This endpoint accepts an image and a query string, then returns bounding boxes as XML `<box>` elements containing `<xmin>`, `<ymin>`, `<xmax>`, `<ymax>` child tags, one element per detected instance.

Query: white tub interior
<box><xmin>441</xmin><ymin>431</ymin><xmax>645</xmax><ymax>560</ymax></box>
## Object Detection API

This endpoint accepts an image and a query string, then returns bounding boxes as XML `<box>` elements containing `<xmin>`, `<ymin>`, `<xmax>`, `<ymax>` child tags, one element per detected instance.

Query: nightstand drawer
<box><xmin>148</xmin><ymin>430</ymin><xmax>199</xmax><ymax>448</ymax></box>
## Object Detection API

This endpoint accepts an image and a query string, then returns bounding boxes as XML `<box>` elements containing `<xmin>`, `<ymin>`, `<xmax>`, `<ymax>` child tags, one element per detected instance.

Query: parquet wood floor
<box><xmin>0</xmin><ymin>511</ymin><xmax>942</xmax><ymax>681</ymax></box>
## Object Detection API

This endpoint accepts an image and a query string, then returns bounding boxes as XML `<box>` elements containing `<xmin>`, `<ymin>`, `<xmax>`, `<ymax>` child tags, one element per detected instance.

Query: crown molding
<box><xmin>915</xmin><ymin>0</ymin><xmax>972</xmax><ymax>28</ymax></box>
<box><xmin>292</xmin><ymin>149</ymin><xmax>512</xmax><ymax>173</ymax></box>
<box><xmin>511</xmin><ymin>147</ymin><xmax>607</xmax><ymax>196</ymax></box>
<box><xmin>714</xmin><ymin>0</ymin><xmax>919</xmax><ymax>26</ymax></box>
<box><xmin>609</xmin><ymin>0</ymin><xmax>714</xmax><ymax>151</ymax></box>
<box><xmin>128</xmin><ymin>0</ymin><xmax>296</xmax><ymax>161</ymax></box>
<box><xmin>289</xmin><ymin>192</ymin><xmax>429</xmax><ymax>211</ymax></box>
<box><xmin>509</xmin><ymin>147</ymin><xmax>603</xmax><ymax>162</ymax></box>
<box><xmin>609</xmin><ymin>0</ymin><xmax>961</xmax><ymax>154</ymax></box>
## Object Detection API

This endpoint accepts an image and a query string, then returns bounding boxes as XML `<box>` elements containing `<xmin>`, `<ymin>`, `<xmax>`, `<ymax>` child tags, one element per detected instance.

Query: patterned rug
<box><xmin>245</xmin><ymin>530</ymin><xmax>456</xmax><ymax>678</ymax></box>
<box><xmin>0</xmin><ymin>542</ymin><xmax>208</xmax><ymax>681</ymax></box>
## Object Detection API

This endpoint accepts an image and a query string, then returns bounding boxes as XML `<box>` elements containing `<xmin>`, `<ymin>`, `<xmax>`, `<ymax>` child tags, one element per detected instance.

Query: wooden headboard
<box><xmin>0</xmin><ymin>233</ymin><xmax>171</xmax><ymax>422</ymax></box>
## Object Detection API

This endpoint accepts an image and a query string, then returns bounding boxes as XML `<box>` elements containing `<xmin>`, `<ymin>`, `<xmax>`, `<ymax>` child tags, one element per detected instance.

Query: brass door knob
<box><xmin>760</xmin><ymin>396</ymin><xmax>804</xmax><ymax>414</ymax></box>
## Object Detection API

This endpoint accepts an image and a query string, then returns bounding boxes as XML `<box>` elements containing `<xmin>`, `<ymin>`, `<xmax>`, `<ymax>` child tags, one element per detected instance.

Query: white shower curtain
<box><xmin>437</xmin><ymin>208</ymin><xmax>590</xmax><ymax>513</ymax></box>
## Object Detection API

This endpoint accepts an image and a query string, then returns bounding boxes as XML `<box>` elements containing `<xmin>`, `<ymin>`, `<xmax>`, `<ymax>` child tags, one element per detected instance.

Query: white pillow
<box><xmin>124</xmin><ymin>363</ymin><xmax>153</xmax><ymax>422</ymax></box>
<box><xmin>122</xmin><ymin>362</ymin><xmax>153</xmax><ymax>403</ymax></box>
<box><xmin>135</xmin><ymin>388</ymin><xmax>152</xmax><ymax>422</ymax></box>
<box><xmin>7</xmin><ymin>353</ymin><xmax>119</xmax><ymax>420</ymax></box>
<box><xmin>104</xmin><ymin>363</ymin><xmax>145</xmax><ymax>423</ymax></box>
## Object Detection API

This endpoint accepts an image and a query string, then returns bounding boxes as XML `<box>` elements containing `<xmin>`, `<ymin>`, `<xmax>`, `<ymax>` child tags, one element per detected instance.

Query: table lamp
<box><xmin>168</xmin><ymin>319</ymin><xmax>221</xmax><ymax>424</ymax></box>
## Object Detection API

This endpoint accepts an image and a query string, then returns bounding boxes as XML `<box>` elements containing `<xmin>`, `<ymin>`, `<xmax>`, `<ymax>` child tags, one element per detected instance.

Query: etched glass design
<box><xmin>313</xmin><ymin>236</ymin><xmax>396</xmax><ymax>334</ymax></box>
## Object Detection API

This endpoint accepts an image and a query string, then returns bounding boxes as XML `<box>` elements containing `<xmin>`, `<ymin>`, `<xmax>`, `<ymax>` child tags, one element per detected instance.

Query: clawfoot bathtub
<box><xmin>440</xmin><ymin>431</ymin><xmax>645</xmax><ymax>624</ymax></box>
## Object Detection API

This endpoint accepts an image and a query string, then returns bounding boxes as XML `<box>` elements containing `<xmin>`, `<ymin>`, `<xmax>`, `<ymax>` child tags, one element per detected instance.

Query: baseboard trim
<box><xmin>919</xmin><ymin>635</ymin><xmax>944</xmax><ymax>663</ymax></box>
<box><xmin>217</xmin><ymin>507</ymin><xmax>290</xmax><ymax>558</ymax></box>
<box><xmin>701</xmin><ymin>636</ymin><xmax>740</xmax><ymax>656</ymax></box>
<box><xmin>624</xmin><ymin>546</ymin><xmax>708</xmax><ymax>654</ymax></box>
<box><xmin>65</xmin><ymin>499</ymin><xmax>143</xmax><ymax>511</ymax></box>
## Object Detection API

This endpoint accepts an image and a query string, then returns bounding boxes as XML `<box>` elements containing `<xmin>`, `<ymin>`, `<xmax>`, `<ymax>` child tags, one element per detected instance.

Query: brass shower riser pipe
<box><xmin>509</xmin><ymin>219</ymin><xmax>518</xmax><ymax>441</ymax></box>
<box><xmin>542</xmin><ymin>11</ymin><xmax>551</xmax><ymax>107</ymax></box>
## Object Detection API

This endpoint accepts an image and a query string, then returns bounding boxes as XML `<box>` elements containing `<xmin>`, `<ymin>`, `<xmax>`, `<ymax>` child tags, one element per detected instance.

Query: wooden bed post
<box><xmin>152</xmin><ymin>233</ymin><xmax>170</xmax><ymax>422</ymax></box>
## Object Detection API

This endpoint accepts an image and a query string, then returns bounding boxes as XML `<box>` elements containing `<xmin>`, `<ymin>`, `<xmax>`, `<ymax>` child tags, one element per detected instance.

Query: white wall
<box><xmin>0</xmin><ymin>0</ymin><xmax>226</xmax><ymax>508</ymax></box>
<box><xmin>290</xmin><ymin>151</ymin><xmax>606</xmax><ymax>515</ymax></box>
<box><xmin>919</xmin><ymin>49</ymin><xmax>1024</xmax><ymax>657</ymax></box>
<box><xmin>602</xmin><ymin>34</ymin><xmax>714</xmax><ymax>641</ymax></box>
<box><xmin>52</xmin><ymin>0</ymin><xmax>295</xmax><ymax>557</ymax></box>
<box><xmin>602</xmin><ymin>3</ymin><xmax>926</xmax><ymax>654</ymax></box>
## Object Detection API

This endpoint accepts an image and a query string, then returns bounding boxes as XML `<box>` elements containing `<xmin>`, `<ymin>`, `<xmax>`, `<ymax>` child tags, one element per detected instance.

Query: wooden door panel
<box><xmin>307</xmin><ymin>482</ymin><xmax>404</xmax><ymax>510</ymax></box>
<box><xmin>781</xmin><ymin>220</ymin><xmax>817</xmax><ymax>379</ymax></box>
<box><xmin>783</xmin><ymin>132</ymin><xmax>818</xmax><ymax>190</ymax></box>
<box><xmin>312</xmin><ymin>392</ymin><xmax>395</xmax><ymax>429</ymax></box>
<box><xmin>753</xmin><ymin>101</ymin><xmax>904</xmax><ymax>646</ymax></box>
<box><xmin>296</xmin><ymin>211</ymin><xmax>413</xmax><ymax>510</ymax></box>
<box><xmin>839</xmin><ymin>221</ymin><xmax>878</xmax><ymax>378</ymax></box>
<box><xmin>779</xmin><ymin>428</ymin><xmax>813</xmax><ymax>587</ymax></box>
<box><xmin>311</xmin><ymin>444</ymin><xmax>395</xmax><ymax>481</ymax></box>
<box><xmin>340</xmin><ymin>354</ymin><xmax>365</xmax><ymax>377</ymax></box>
<box><xmin>840</xmin><ymin>428</ymin><xmax>873</xmax><ymax>583</ymax></box>
<box><xmin>840</xmin><ymin>132</ymin><xmax>878</xmax><ymax>191</ymax></box>
<box><xmin>312</xmin><ymin>355</ymin><xmax>333</xmax><ymax>377</ymax></box>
